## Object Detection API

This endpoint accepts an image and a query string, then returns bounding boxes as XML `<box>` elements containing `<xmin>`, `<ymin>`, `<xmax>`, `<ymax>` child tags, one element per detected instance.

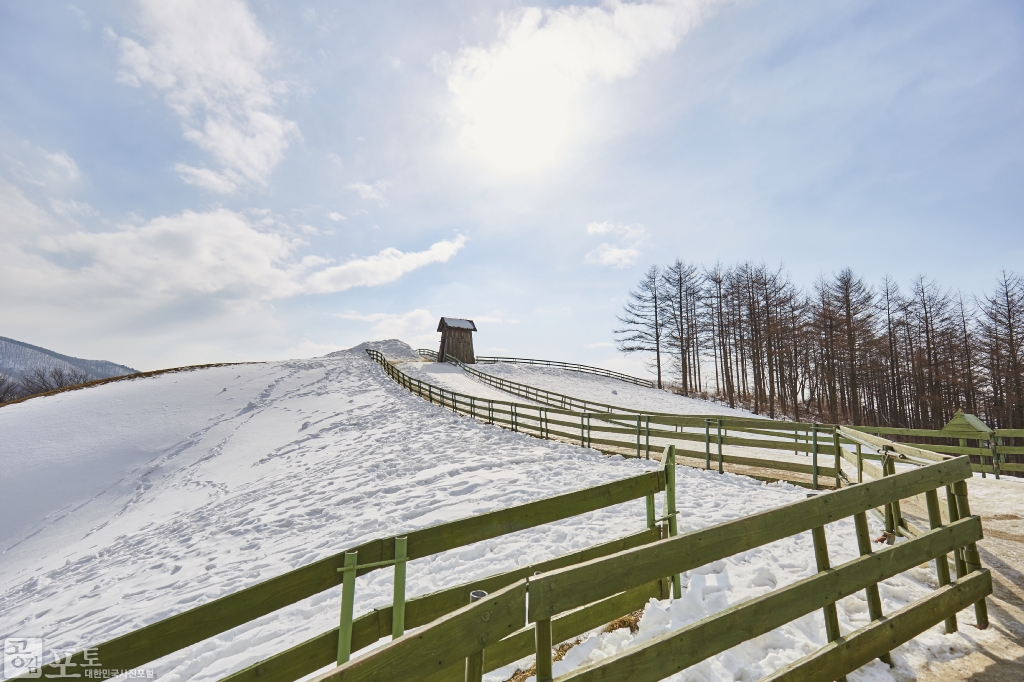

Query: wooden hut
<box><xmin>437</xmin><ymin>317</ymin><xmax>477</xmax><ymax>364</ymax></box>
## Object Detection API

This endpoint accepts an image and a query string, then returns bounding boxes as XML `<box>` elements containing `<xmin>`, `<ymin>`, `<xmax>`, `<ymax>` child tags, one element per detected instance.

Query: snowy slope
<box><xmin>473</xmin><ymin>363</ymin><xmax>753</xmax><ymax>417</ymax></box>
<box><xmin>0</xmin><ymin>342</ymin><xmax>998</xmax><ymax>682</ymax></box>
<box><xmin>400</xmin><ymin>361</ymin><xmax>546</xmax><ymax>405</ymax></box>
<box><xmin>0</xmin><ymin>336</ymin><xmax>136</xmax><ymax>382</ymax></box>
<box><xmin>0</xmin><ymin>341</ymin><xmax>666</xmax><ymax>682</ymax></box>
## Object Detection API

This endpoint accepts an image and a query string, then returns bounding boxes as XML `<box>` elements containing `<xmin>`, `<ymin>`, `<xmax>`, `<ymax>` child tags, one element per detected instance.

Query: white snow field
<box><xmin>0</xmin><ymin>341</ymin><xmax>1001</xmax><ymax>682</ymax></box>
<box><xmin>470</xmin><ymin>362</ymin><xmax>753</xmax><ymax>417</ymax></box>
<box><xmin>399</xmin><ymin>361</ymin><xmax>545</xmax><ymax>405</ymax></box>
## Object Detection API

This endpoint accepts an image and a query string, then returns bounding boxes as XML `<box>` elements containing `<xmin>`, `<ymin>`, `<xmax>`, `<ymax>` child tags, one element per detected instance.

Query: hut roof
<box><xmin>437</xmin><ymin>317</ymin><xmax>477</xmax><ymax>332</ymax></box>
<box><xmin>941</xmin><ymin>409</ymin><xmax>993</xmax><ymax>437</ymax></box>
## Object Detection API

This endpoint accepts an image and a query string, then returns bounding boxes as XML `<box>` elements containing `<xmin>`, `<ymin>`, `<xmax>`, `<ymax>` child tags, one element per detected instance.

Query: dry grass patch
<box><xmin>503</xmin><ymin>609</ymin><xmax>645</xmax><ymax>681</ymax></box>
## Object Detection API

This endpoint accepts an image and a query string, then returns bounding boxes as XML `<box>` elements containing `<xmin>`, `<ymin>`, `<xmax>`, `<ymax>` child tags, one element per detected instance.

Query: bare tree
<box><xmin>979</xmin><ymin>271</ymin><xmax>1024</xmax><ymax>428</ymax></box>
<box><xmin>660</xmin><ymin>260</ymin><xmax>702</xmax><ymax>394</ymax></box>
<box><xmin>0</xmin><ymin>373</ymin><xmax>21</xmax><ymax>402</ymax></box>
<box><xmin>20</xmin><ymin>365</ymin><xmax>91</xmax><ymax>395</ymax></box>
<box><xmin>615</xmin><ymin>265</ymin><xmax>665</xmax><ymax>388</ymax></box>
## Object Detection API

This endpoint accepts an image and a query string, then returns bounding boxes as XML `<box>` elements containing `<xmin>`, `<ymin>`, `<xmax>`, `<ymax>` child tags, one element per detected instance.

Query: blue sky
<box><xmin>1</xmin><ymin>0</ymin><xmax>1022</xmax><ymax>373</ymax></box>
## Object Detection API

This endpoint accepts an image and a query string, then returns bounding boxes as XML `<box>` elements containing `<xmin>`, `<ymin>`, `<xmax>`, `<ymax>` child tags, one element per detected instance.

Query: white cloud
<box><xmin>443</xmin><ymin>0</ymin><xmax>720</xmax><ymax>173</ymax></box>
<box><xmin>327</xmin><ymin>212</ymin><xmax>346</xmax><ymax>222</ymax></box>
<box><xmin>49</xmin><ymin>199</ymin><xmax>99</xmax><ymax>218</ymax></box>
<box><xmin>175</xmin><ymin>163</ymin><xmax>239</xmax><ymax>194</ymax></box>
<box><xmin>305</xmin><ymin>234</ymin><xmax>466</xmax><ymax>294</ymax></box>
<box><xmin>2</xmin><ymin>178</ymin><xmax>466</xmax><ymax>307</ymax></box>
<box><xmin>45</xmin><ymin>152</ymin><xmax>81</xmax><ymax>181</ymax></box>
<box><xmin>335</xmin><ymin>309</ymin><xmax>436</xmax><ymax>345</ymax></box>
<box><xmin>348</xmin><ymin>181</ymin><xmax>390</xmax><ymax>206</ymax></box>
<box><xmin>113</xmin><ymin>0</ymin><xmax>299</xmax><ymax>193</ymax></box>
<box><xmin>585</xmin><ymin>243</ymin><xmax>640</xmax><ymax>268</ymax></box>
<box><xmin>586</xmin><ymin>221</ymin><xmax>645</xmax><ymax>240</ymax></box>
<box><xmin>584</xmin><ymin>221</ymin><xmax>646</xmax><ymax>268</ymax></box>
<box><xmin>41</xmin><ymin>208</ymin><xmax>305</xmax><ymax>299</ymax></box>
<box><xmin>67</xmin><ymin>5</ymin><xmax>91</xmax><ymax>31</ymax></box>
<box><xmin>586</xmin><ymin>341</ymin><xmax>615</xmax><ymax>348</ymax></box>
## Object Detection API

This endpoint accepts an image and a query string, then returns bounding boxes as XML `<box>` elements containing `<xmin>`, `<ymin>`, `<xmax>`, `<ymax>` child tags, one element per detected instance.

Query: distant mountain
<box><xmin>0</xmin><ymin>336</ymin><xmax>137</xmax><ymax>383</ymax></box>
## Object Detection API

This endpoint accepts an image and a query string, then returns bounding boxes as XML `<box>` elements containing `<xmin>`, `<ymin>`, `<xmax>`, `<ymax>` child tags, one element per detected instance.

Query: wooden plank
<box><xmin>556</xmin><ymin>518</ymin><xmax>983</xmax><ymax>682</ymax></box>
<box><xmin>407</xmin><ymin>471</ymin><xmax>665</xmax><ymax>559</ymax></box>
<box><xmin>838</xmin><ymin>448</ymin><xmax>883</xmax><ymax>481</ymax></box>
<box><xmin>762</xmin><ymin>570</ymin><xmax>992</xmax><ymax>682</ymax></box>
<box><xmin>529</xmin><ymin>458</ymin><xmax>972</xmax><ymax>621</ymax></box>
<box><xmin>215</xmin><ymin>532</ymin><xmax>663</xmax><ymax>682</ymax></box>
<box><xmin>21</xmin><ymin>468</ymin><xmax>660</xmax><ymax>681</ymax></box>
<box><xmin>837</xmin><ymin>427</ymin><xmax>949</xmax><ymax>463</ymax></box>
<box><xmin>718</xmin><ymin>453</ymin><xmax>835</xmax><ymax>477</ymax></box>
<box><xmin>443</xmin><ymin>580</ymin><xmax>662</xmax><ymax>681</ymax></box>
<box><xmin>904</xmin><ymin>443</ymin><xmax>991</xmax><ymax>457</ymax></box>
<box><xmin>309</xmin><ymin>581</ymin><xmax>528</xmax><ymax>682</ymax></box>
<box><xmin>849</xmin><ymin>425</ymin><xmax>958</xmax><ymax>438</ymax></box>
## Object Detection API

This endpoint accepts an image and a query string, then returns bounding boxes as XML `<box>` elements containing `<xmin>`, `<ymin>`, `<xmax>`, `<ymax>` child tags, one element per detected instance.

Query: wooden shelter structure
<box><xmin>941</xmin><ymin>410</ymin><xmax>993</xmax><ymax>443</ymax></box>
<box><xmin>437</xmin><ymin>317</ymin><xmax>477</xmax><ymax>364</ymax></box>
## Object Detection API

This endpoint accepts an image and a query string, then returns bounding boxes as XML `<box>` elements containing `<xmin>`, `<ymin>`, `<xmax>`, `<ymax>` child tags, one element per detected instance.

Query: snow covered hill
<box><xmin>469</xmin><ymin>361</ymin><xmax>752</xmax><ymax>417</ymax></box>
<box><xmin>0</xmin><ymin>341</ymin><xmax>1001</xmax><ymax>682</ymax></box>
<box><xmin>0</xmin><ymin>336</ymin><xmax>136</xmax><ymax>382</ymax></box>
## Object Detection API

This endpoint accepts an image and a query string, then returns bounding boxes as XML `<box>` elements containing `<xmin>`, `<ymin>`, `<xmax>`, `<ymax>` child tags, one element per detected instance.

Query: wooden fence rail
<box><xmin>410</xmin><ymin>350</ymin><xmax>1015</xmax><ymax>479</ymax></box>
<box><xmin>308</xmin><ymin>453</ymin><xmax>989</xmax><ymax>682</ymax></box>
<box><xmin>12</xmin><ymin>462</ymin><xmax>672</xmax><ymax>682</ymax></box>
<box><xmin>444</xmin><ymin>351</ymin><xmax>655</xmax><ymax>388</ymax></box>
<box><xmin>374</xmin><ymin>350</ymin><xmax>854</xmax><ymax>488</ymax></box>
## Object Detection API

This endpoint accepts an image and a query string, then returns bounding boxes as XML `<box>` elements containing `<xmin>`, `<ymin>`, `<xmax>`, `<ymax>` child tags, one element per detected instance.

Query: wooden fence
<box><xmin>847</xmin><ymin>425</ymin><xmax>1024</xmax><ymax>479</ymax></box>
<box><xmin>13</xmin><ymin>468</ymin><xmax>676</xmax><ymax>682</ymax></box>
<box><xmin>374</xmin><ymin>349</ymin><xmax>872</xmax><ymax>490</ymax></box>
<box><xmin>305</xmin><ymin>452</ymin><xmax>990</xmax><ymax>682</ymax></box>
<box><xmin>458</xmin><ymin>351</ymin><xmax>654</xmax><ymax>388</ymax></box>
<box><xmin>16</xmin><ymin>350</ymin><xmax>993</xmax><ymax>682</ymax></box>
<box><xmin>413</xmin><ymin>349</ymin><xmax>1019</xmax><ymax>481</ymax></box>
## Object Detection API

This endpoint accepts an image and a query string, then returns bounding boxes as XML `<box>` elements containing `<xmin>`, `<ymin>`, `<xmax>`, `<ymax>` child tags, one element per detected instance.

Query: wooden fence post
<box><xmin>924</xmin><ymin>491</ymin><xmax>956</xmax><ymax>633</ymax></box>
<box><xmin>945</xmin><ymin>484</ymin><xmax>968</xmax><ymax>579</ymax></box>
<box><xmin>886</xmin><ymin>457</ymin><xmax>905</xmax><ymax>534</ymax></box>
<box><xmin>852</xmin><ymin>512</ymin><xmax>892</xmax><ymax>666</ymax></box>
<box><xmin>856</xmin><ymin>444</ymin><xmax>863</xmax><ymax>484</ymax></box>
<box><xmin>704</xmin><ymin>419</ymin><xmax>711</xmax><ymax>470</ymax></box>
<box><xmin>832</xmin><ymin>428</ymin><xmax>842</xmax><ymax>488</ymax></box>
<box><xmin>665</xmin><ymin>445</ymin><xmax>682</xmax><ymax>599</ymax></box>
<box><xmin>636</xmin><ymin>415</ymin><xmax>641</xmax><ymax>458</ymax></box>
<box><xmin>337</xmin><ymin>551</ymin><xmax>358</xmax><ymax>664</ymax></box>
<box><xmin>464</xmin><ymin>590</ymin><xmax>487</xmax><ymax>682</ymax></box>
<box><xmin>716</xmin><ymin>419</ymin><xmax>723</xmax><ymax>474</ymax></box>
<box><xmin>645</xmin><ymin>416</ymin><xmax>650</xmax><ymax>460</ymax></box>
<box><xmin>535</xmin><ymin>616</ymin><xmax>554</xmax><ymax>682</ymax></box>
<box><xmin>953</xmin><ymin>480</ymin><xmax>990</xmax><ymax>629</ymax></box>
<box><xmin>811</xmin><ymin>423</ymin><xmax>819</xmax><ymax>490</ymax></box>
<box><xmin>993</xmin><ymin>437</ymin><xmax>1001</xmax><ymax>480</ymax></box>
<box><xmin>646</xmin><ymin>493</ymin><xmax>656</xmax><ymax>529</ymax></box>
<box><xmin>392</xmin><ymin>537</ymin><xmax>407</xmax><ymax>639</ymax></box>
<box><xmin>810</xmin><ymin>523</ymin><xmax>847</xmax><ymax>682</ymax></box>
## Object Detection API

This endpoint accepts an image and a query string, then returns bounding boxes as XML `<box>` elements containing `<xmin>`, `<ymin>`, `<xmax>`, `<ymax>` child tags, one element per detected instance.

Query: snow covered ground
<box><xmin>0</xmin><ymin>341</ymin><xmax>1004</xmax><ymax>682</ymax></box>
<box><xmin>399</xmin><ymin>361</ymin><xmax>545</xmax><ymax>405</ymax></box>
<box><xmin>472</xmin><ymin>363</ymin><xmax>752</xmax><ymax>417</ymax></box>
